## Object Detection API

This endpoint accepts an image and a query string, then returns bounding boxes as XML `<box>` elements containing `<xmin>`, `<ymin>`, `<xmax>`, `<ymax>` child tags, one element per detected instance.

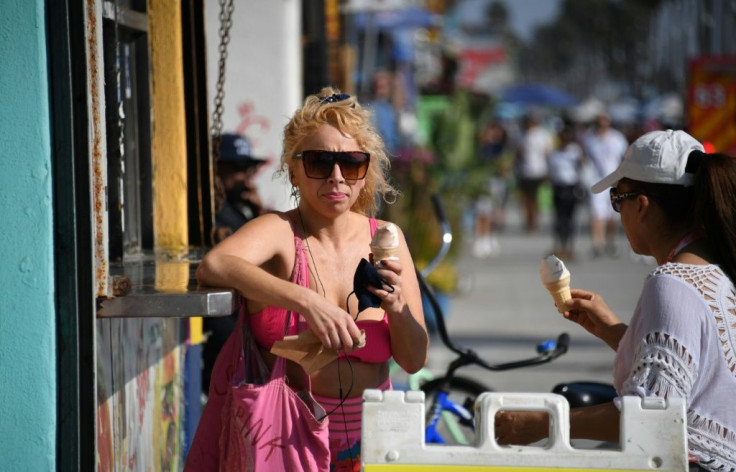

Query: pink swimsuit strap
<box><xmin>246</xmin><ymin>216</ymin><xmax>308</xmax><ymax>347</ymax></box>
<box><xmin>247</xmin><ymin>216</ymin><xmax>392</xmax><ymax>364</ymax></box>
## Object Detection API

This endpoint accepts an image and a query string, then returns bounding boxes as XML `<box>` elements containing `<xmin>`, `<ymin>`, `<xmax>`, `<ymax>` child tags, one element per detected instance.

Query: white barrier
<box><xmin>361</xmin><ymin>390</ymin><xmax>688</xmax><ymax>471</ymax></box>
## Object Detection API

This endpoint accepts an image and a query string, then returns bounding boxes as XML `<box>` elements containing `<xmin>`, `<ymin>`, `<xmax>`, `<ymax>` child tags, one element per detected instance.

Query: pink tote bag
<box><xmin>217</xmin><ymin>314</ymin><xmax>330</xmax><ymax>472</ymax></box>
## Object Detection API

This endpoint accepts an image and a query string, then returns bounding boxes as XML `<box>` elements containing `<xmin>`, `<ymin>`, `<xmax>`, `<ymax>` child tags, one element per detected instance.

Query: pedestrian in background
<box><xmin>582</xmin><ymin>112</ymin><xmax>628</xmax><ymax>257</ymax></box>
<box><xmin>213</xmin><ymin>133</ymin><xmax>267</xmax><ymax>242</ymax></box>
<box><xmin>472</xmin><ymin>119</ymin><xmax>509</xmax><ymax>258</ymax></box>
<box><xmin>203</xmin><ymin>133</ymin><xmax>269</xmax><ymax>398</ymax></box>
<box><xmin>515</xmin><ymin>112</ymin><xmax>554</xmax><ymax>233</ymax></box>
<box><xmin>548</xmin><ymin>119</ymin><xmax>584</xmax><ymax>261</ymax></box>
<box><xmin>366</xmin><ymin>70</ymin><xmax>400</xmax><ymax>156</ymax></box>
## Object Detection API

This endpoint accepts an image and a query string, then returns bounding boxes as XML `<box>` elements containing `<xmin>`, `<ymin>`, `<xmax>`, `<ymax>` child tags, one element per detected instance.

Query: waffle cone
<box><xmin>544</xmin><ymin>277</ymin><xmax>571</xmax><ymax>313</ymax></box>
<box><xmin>370</xmin><ymin>246</ymin><xmax>399</xmax><ymax>263</ymax></box>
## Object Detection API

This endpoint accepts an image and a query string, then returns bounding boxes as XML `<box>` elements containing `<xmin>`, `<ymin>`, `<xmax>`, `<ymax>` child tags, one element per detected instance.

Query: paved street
<box><xmin>421</xmin><ymin>196</ymin><xmax>657</xmax><ymax>394</ymax></box>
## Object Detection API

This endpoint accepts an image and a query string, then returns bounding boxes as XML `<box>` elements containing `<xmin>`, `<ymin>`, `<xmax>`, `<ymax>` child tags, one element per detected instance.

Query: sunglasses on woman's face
<box><xmin>609</xmin><ymin>187</ymin><xmax>644</xmax><ymax>212</ymax></box>
<box><xmin>294</xmin><ymin>150</ymin><xmax>370</xmax><ymax>181</ymax></box>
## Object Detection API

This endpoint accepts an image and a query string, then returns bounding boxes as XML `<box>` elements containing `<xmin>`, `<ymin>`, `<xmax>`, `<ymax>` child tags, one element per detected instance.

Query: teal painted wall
<box><xmin>0</xmin><ymin>0</ymin><xmax>56</xmax><ymax>470</ymax></box>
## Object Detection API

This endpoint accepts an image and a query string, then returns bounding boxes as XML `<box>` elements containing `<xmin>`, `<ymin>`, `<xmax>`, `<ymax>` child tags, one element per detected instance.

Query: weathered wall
<box><xmin>205</xmin><ymin>0</ymin><xmax>302</xmax><ymax>211</ymax></box>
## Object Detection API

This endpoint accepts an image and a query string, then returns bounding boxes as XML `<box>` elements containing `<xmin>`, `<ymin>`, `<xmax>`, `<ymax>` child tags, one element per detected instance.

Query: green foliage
<box><xmin>382</xmin><ymin>90</ymin><xmax>498</xmax><ymax>294</ymax></box>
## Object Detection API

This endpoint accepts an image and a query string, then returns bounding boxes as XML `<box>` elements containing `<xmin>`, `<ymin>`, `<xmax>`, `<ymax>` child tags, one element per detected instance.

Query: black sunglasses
<box><xmin>609</xmin><ymin>188</ymin><xmax>644</xmax><ymax>212</ymax></box>
<box><xmin>294</xmin><ymin>150</ymin><xmax>370</xmax><ymax>181</ymax></box>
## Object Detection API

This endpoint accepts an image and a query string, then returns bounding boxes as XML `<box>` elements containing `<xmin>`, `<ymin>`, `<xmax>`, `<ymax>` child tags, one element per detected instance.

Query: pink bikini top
<box><xmin>247</xmin><ymin>217</ymin><xmax>392</xmax><ymax>364</ymax></box>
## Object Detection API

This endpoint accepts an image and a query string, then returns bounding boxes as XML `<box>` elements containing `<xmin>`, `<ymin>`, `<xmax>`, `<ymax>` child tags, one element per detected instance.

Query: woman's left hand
<box><xmin>494</xmin><ymin>410</ymin><xmax>549</xmax><ymax>445</ymax></box>
<box><xmin>368</xmin><ymin>259</ymin><xmax>406</xmax><ymax>316</ymax></box>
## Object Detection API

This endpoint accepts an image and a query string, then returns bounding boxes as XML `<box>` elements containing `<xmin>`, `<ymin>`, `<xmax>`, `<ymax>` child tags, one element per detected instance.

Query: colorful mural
<box><xmin>96</xmin><ymin>318</ymin><xmax>186</xmax><ymax>471</ymax></box>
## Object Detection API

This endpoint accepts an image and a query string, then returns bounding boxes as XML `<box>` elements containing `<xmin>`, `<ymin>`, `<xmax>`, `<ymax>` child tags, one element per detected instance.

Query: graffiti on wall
<box><xmin>96</xmin><ymin>318</ymin><xmax>185</xmax><ymax>471</ymax></box>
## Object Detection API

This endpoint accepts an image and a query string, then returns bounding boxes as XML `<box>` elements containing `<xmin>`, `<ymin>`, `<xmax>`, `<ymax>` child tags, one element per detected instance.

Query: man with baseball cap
<box><xmin>214</xmin><ymin>133</ymin><xmax>267</xmax><ymax>241</ymax></box>
<box><xmin>204</xmin><ymin>133</ymin><xmax>267</xmax><ymax>397</ymax></box>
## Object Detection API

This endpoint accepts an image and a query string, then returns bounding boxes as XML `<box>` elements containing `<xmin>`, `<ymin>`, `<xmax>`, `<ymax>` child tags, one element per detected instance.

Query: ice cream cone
<box><xmin>370</xmin><ymin>245</ymin><xmax>399</xmax><ymax>263</ymax></box>
<box><xmin>370</xmin><ymin>223</ymin><xmax>400</xmax><ymax>265</ymax></box>
<box><xmin>544</xmin><ymin>276</ymin><xmax>571</xmax><ymax>313</ymax></box>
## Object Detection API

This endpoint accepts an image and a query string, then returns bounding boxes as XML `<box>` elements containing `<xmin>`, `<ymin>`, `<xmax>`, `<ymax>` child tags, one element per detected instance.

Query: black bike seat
<box><xmin>552</xmin><ymin>381</ymin><xmax>618</xmax><ymax>408</ymax></box>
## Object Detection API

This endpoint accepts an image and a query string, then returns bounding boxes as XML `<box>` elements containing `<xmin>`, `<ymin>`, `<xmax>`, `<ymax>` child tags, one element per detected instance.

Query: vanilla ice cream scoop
<box><xmin>370</xmin><ymin>223</ymin><xmax>400</xmax><ymax>263</ymax></box>
<box><xmin>540</xmin><ymin>255</ymin><xmax>570</xmax><ymax>284</ymax></box>
<box><xmin>540</xmin><ymin>255</ymin><xmax>571</xmax><ymax>313</ymax></box>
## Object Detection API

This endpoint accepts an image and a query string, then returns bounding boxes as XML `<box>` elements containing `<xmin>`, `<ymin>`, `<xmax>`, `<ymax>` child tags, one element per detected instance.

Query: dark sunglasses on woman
<box><xmin>609</xmin><ymin>187</ymin><xmax>645</xmax><ymax>212</ymax></box>
<box><xmin>295</xmin><ymin>150</ymin><xmax>370</xmax><ymax>181</ymax></box>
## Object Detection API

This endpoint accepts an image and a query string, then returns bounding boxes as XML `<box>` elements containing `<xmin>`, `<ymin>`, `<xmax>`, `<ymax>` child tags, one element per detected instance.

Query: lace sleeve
<box><xmin>621</xmin><ymin>332</ymin><xmax>697</xmax><ymax>399</ymax></box>
<box><xmin>618</xmin><ymin>273</ymin><xmax>707</xmax><ymax>399</ymax></box>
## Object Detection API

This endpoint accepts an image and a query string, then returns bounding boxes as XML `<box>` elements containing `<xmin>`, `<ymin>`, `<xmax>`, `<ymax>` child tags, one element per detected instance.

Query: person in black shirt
<box><xmin>203</xmin><ymin>133</ymin><xmax>267</xmax><ymax>396</ymax></box>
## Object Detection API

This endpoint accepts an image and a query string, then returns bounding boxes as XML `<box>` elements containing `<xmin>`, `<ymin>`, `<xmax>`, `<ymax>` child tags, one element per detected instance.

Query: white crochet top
<box><xmin>614</xmin><ymin>263</ymin><xmax>736</xmax><ymax>472</ymax></box>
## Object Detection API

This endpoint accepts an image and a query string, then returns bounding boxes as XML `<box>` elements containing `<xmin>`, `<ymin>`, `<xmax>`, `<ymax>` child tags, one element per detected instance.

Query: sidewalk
<box><xmin>425</xmin><ymin>195</ymin><xmax>656</xmax><ymax>393</ymax></box>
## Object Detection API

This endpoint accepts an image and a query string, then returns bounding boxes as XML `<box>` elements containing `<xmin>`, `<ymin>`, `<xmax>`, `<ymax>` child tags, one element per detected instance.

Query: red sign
<box><xmin>688</xmin><ymin>56</ymin><xmax>736</xmax><ymax>155</ymax></box>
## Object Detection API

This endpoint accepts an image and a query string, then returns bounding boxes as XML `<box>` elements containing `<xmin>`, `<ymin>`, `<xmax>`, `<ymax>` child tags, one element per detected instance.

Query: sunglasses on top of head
<box><xmin>609</xmin><ymin>187</ymin><xmax>645</xmax><ymax>213</ymax></box>
<box><xmin>294</xmin><ymin>150</ymin><xmax>370</xmax><ymax>181</ymax></box>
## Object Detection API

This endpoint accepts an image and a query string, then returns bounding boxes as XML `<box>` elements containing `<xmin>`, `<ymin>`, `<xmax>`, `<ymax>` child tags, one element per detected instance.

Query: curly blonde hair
<box><xmin>279</xmin><ymin>87</ymin><xmax>397</xmax><ymax>215</ymax></box>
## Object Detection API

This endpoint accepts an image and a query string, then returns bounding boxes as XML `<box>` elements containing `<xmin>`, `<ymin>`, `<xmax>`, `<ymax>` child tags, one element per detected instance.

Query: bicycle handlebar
<box><xmin>472</xmin><ymin>332</ymin><xmax>569</xmax><ymax>371</ymax></box>
<box><xmin>417</xmin><ymin>193</ymin><xmax>570</xmax><ymax>379</ymax></box>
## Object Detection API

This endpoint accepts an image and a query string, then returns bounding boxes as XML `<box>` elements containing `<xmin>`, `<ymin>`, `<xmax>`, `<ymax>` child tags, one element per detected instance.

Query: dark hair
<box><xmin>692</xmin><ymin>153</ymin><xmax>736</xmax><ymax>283</ymax></box>
<box><xmin>619</xmin><ymin>178</ymin><xmax>695</xmax><ymax>231</ymax></box>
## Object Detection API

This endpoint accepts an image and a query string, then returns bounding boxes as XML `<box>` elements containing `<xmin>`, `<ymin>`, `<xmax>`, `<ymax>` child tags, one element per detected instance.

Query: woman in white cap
<box><xmin>496</xmin><ymin>130</ymin><xmax>736</xmax><ymax>472</ymax></box>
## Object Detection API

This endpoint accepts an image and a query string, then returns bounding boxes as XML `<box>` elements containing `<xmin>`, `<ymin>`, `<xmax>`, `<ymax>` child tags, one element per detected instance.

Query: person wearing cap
<box><xmin>213</xmin><ymin>133</ymin><xmax>268</xmax><ymax>242</ymax></box>
<box><xmin>202</xmin><ymin>133</ymin><xmax>268</xmax><ymax>398</ymax></box>
<box><xmin>496</xmin><ymin>130</ymin><xmax>736</xmax><ymax>471</ymax></box>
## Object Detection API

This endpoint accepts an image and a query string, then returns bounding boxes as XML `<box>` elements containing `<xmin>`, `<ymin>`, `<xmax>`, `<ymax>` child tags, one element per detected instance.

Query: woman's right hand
<box><xmin>303</xmin><ymin>291</ymin><xmax>363</xmax><ymax>351</ymax></box>
<box><xmin>563</xmin><ymin>288</ymin><xmax>627</xmax><ymax>351</ymax></box>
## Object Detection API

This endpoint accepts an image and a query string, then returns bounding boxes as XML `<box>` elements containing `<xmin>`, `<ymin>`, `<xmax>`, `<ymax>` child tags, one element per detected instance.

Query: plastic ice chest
<box><xmin>361</xmin><ymin>390</ymin><xmax>687</xmax><ymax>471</ymax></box>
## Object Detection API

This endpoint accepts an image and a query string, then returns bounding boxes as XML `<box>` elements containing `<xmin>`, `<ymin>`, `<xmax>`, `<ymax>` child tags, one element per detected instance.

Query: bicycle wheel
<box><xmin>420</xmin><ymin>376</ymin><xmax>490</xmax><ymax>445</ymax></box>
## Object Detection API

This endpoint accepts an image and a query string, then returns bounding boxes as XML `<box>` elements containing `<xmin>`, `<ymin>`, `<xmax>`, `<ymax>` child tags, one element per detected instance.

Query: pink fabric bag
<box><xmin>217</xmin><ymin>313</ymin><xmax>330</xmax><ymax>472</ymax></box>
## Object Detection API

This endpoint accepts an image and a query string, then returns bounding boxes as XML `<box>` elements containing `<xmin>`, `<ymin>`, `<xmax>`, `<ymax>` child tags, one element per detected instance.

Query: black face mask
<box><xmin>351</xmin><ymin>258</ymin><xmax>394</xmax><ymax>314</ymax></box>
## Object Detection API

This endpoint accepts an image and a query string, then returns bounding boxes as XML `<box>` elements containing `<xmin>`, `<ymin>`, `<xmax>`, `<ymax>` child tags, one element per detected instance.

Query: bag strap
<box><xmin>240</xmin><ymin>314</ymin><xmax>270</xmax><ymax>385</ymax></box>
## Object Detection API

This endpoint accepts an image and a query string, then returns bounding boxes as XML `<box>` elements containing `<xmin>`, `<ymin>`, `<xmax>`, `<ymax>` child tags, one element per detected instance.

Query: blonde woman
<box><xmin>187</xmin><ymin>88</ymin><xmax>428</xmax><ymax>471</ymax></box>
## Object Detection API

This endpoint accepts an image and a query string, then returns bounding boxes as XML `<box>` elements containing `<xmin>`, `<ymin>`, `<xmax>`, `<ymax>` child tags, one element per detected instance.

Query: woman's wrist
<box><xmin>603</xmin><ymin>323</ymin><xmax>628</xmax><ymax>351</ymax></box>
<box><xmin>294</xmin><ymin>284</ymin><xmax>317</xmax><ymax>317</ymax></box>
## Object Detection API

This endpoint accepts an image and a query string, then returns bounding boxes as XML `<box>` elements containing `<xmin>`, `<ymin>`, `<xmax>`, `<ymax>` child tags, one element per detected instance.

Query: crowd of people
<box><xmin>468</xmin><ymin>109</ymin><xmax>642</xmax><ymax>263</ymax></box>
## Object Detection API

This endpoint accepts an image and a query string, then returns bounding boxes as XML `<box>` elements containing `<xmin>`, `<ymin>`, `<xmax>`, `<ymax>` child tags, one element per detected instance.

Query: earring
<box><xmin>290</xmin><ymin>185</ymin><xmax>300</xmax><ymax>206</ymax></box>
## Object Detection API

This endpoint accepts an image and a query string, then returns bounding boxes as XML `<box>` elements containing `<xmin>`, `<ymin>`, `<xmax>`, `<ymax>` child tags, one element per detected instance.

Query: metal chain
<box><xmin>114</xmin><ymin>0</ymin><xmax>127</xmax><ymax>230</ymax></box>
<box><xmin>210</xmin><ymin>0</ymin><xmax>235</xmax><ymax>165</ymax></box>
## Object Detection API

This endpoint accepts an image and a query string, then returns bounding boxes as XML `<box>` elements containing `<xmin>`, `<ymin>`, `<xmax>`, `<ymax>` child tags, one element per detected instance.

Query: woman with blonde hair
<box><xmin>186</xmin><ymin>88</ymin><xmax>428</xmax><ymax>471</ymax></box>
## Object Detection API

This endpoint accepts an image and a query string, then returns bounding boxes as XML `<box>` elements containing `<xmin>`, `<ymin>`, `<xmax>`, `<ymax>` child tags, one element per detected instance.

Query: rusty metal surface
<box><xmin>86</xmin><ymin>0</ymin><xmax>110</xmax><ymax>297</ymax></box>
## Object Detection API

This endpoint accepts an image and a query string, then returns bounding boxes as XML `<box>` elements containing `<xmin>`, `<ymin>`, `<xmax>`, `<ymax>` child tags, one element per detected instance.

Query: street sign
<box><xmin>688</xmin><ymin>56</ymin><xmax>736</xmax><ymax>155</ymax></box>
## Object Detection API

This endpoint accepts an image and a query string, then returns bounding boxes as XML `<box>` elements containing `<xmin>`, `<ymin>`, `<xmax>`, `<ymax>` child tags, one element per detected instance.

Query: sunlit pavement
<box><xmin>424</xmin><ymin>195</ymin><xmax>656</xmax><ymax>394</ymax></box>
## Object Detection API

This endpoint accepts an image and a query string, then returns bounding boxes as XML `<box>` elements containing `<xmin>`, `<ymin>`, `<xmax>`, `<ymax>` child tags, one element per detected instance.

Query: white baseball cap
<box><xmin>591</xmin><ymin>129</ymin><xmax>705</xmax><ymax>194</ymax></box>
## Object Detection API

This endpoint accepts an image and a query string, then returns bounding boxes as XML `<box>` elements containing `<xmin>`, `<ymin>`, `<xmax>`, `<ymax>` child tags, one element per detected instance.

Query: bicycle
<box><xmin>411</xmin><ymin>194</ymin><xmax>572</xmax><ymax>445</ymax></box>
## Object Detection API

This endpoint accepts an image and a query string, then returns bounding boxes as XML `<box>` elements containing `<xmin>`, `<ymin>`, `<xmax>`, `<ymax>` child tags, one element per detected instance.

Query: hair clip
<box><xmin>319</xmin><ymin>93</ymin><xmax>351</xmax><ymax>104</ymax></box>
